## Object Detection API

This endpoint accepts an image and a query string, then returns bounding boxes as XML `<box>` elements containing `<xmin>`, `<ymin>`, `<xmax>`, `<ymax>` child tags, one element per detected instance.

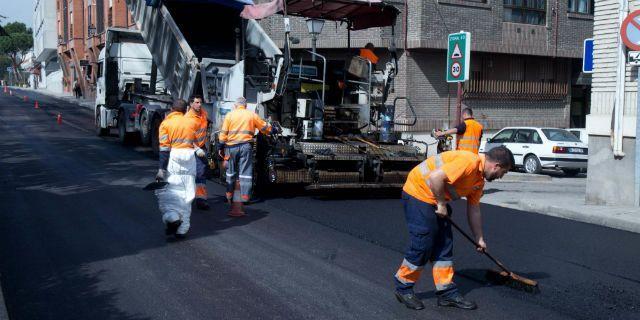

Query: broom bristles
<box><xmin>485</xmin><ymin>269</ymin><xmax>540</xmax><ymax>294</ymax></box>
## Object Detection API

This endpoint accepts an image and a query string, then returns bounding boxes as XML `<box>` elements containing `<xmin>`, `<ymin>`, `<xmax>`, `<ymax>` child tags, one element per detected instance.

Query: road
<box><xmin>0</xmin><ymin>89</ymin><xmax>639</xmax><ymax>320</ymax></box>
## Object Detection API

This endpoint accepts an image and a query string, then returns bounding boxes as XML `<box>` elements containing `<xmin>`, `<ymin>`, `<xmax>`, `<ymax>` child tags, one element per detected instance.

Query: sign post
<box><xmin>446</xmin><ymin>31</ymin><xmax>471</xmax><ymax>124</ymax></box>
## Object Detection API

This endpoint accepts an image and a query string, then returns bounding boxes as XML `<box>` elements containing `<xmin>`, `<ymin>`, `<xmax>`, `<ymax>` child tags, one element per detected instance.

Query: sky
<box><xmin>0</xmin><ymin>0</ymin><xmax>34</xmax><ymax>27</ymax></box>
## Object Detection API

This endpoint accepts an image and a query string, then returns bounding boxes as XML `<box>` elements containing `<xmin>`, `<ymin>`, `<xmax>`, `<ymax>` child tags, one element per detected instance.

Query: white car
<box><xmin>483</xmin><ymin>127</ymin><xmax>588</xmax><ymax>176</ymax></box>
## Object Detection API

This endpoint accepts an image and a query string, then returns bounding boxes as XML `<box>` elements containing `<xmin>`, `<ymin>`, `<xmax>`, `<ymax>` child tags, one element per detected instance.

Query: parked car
<box><xmin>568</xmin><ymin>128</ymin><xmax>588</xmax><ymax>145</ymax></box>
<box><xmin>483</xmin><ymin>127</ymin><xmax>588</xmax><ymax>176</ymax></box>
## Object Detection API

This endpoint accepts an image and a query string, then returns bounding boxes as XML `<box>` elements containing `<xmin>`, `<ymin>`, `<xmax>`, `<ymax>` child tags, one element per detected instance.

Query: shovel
<box><xmin>143</xmin><ymin>179</ymin><xmax>168</xmax><ymax>191</ymax></box>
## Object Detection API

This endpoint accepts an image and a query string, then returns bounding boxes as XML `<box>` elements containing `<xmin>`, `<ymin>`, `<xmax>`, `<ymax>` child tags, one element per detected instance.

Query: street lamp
<box><xmin>306</xmin><ymin>18</ymin><xmax>324</xmax><ymax>61</ymax></box>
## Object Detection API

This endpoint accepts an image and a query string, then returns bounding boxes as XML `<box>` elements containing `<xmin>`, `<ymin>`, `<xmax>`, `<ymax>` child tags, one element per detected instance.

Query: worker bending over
<box><xmin>394</xmin><ymin>147</ymin><xmax>514</xmax><ymax>310</ymax></box>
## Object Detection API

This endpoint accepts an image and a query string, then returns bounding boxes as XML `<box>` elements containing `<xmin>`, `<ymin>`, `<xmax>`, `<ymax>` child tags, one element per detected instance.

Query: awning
<box><xmin>241</xmin><ymin>0</ymin><xmax>398</xmax><ymax>30</ymax></box>
<box><xmin>167</xmin><ymin>0</ymin><xmax>254</xmax><ymax>10</ymax></box>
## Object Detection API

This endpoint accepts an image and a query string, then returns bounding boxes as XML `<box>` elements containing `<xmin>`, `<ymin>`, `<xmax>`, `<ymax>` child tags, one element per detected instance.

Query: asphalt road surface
<box><xmin>1</xmin><ymin>89</ymin><xmax>639</xmax><ymax>320</ymax></box>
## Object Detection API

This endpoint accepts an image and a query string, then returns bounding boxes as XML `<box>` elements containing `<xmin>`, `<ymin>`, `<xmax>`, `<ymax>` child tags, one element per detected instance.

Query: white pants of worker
<box><xmin>155</xmin><ymin>148</ymin><xmax>196</xmax><ymax>235</ymax></box>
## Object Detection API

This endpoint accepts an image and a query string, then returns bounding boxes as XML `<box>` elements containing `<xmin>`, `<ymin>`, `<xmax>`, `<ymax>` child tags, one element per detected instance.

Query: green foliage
<box><xmin>0</xmin><ymin>22</ymin><xmax>34</xmax><ymax>82</ymax></box>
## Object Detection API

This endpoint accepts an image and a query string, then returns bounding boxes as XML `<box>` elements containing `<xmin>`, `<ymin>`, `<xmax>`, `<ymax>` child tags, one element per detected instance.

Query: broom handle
<box><xmin>446</xmin><ymin>216</ymin><xmax>512</xmax><ymax>274</ymax></box>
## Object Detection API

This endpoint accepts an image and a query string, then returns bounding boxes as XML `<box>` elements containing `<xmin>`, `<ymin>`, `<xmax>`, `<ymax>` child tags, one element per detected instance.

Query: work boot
<box><xmin>196</xmin><ymin>198</ymin><xmax>210</xmax><ymax>210</ymax></box>
<box><xmin>394</xmin><ymin>292</ymin><xmax>425</xmax><ymax>310</ymax></box>
<box><xmin>437</xmin><ymin>292</ymin><xmax>477</xmax><ymax>310</ymax></box>
<box><xmin>165</xmin><ymin>220</ymin><xmax>182</xmax><ymax>236</ymax></box>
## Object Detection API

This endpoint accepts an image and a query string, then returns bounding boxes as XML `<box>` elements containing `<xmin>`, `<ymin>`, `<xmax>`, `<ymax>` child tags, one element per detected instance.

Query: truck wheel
<box><xmin>139</xmin><ymin>111</ymin><xmax>152</xmax><ymax>146</ymax></box>
<box><xmin>562</xmin><ymin>168</ymin><xmax>581</xmax><ymax>177</ymax></box>
<box><xmin>524</xmin><ymin>155</ymin><xmax>542</xmax><ymax>174</ymax></box>
<box><xmin>118</xmin><ymin>111</ymin><xmax>137</xmax><ymax>145</ymax></box>
<box><xmin>150</xmin><ymin>116</ymin><xmax>162</xmax><ymax>155</ymax></box>
<box><xmin>95</xmin><ymin>109</ymin><xmax>109</xmax><ymax>136</ymax></box>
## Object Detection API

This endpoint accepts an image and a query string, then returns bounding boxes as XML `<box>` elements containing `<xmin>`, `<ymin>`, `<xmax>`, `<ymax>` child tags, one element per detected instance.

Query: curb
<box><xmin>516</xmin><ymin>200</ymin><xmax>640</xmax><ymax>234</ymax></box>
<box><xmin>500</xmin><ymin>173</ymin><xmax>552</xmax><ymax>182</ymax></box>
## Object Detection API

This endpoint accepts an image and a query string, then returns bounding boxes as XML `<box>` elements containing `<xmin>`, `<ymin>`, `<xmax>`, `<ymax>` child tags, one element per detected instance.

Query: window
<box><xmin>504</xmin><ymin>0</ymin><xmax>546</xmax><ymax>25</ymax></box>
<box><xmin>542</xmin><ymin>129</ymin><xmax>581</xmax><ymax>142</ymax></box>
<box><xmin>491</xmin><ymin>129</ymin><xmax>515</xmax><ymax>143</ymax></box>
<box><xmin>568</xmin><ymin>0</ymin><xmax>593</xmax><ymax>14</ymax></box>
<box><xmin>532</xmin><ymin>131</ymin><xmax>542</xmax><ymax>143</ymax></box>
<box><xmin>514</xmin><ymin>129</ymin><xmax>535</xmax><ymax>143</ymax></box>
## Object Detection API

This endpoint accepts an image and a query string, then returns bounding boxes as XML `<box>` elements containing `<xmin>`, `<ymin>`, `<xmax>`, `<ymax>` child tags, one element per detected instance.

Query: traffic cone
<box><xmin>227</xmin><ymin>181</ymin><xmax>246</xmax><ymax>217</ymax></box>
<box><xmin>23</xmin><ymin>95</ymin><xmax>28</xmax><ymax>102</ymax></box>
<box><xmin>3</xmin><ymin>86</ymin><xmax>7</xmax><ymax>93</ymax></box>
<box><xmin>34</xmin><ymin>101</ymin><xmax>39</xmax><ymax>109</ymax></box>
<box><xmin>56</xmin><ymin>113</ymin><xmax>62</xmax><ymax>124</ymax></box>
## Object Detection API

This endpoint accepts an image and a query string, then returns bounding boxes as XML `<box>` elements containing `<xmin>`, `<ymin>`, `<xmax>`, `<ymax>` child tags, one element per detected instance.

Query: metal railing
<box><xmin>463</xmin><ymin>79</ymin><xmax>568</xmax><ymax>100</ymax></box>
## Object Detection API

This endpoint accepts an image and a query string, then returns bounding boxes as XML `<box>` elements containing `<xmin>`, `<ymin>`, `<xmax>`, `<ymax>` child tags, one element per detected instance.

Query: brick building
<box><xmin>56</xmin><ymin>0</ymin><xmax>135</xmax><ymax>98</ymax></box>
<box><xmin>260</xmin><ymin>0</ymin><xmax>594</xmax><ymax>133</ymax></box>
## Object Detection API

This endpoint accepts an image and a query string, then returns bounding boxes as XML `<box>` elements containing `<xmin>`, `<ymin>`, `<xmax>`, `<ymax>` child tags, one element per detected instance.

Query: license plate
<box><xmin>569</xmin><ymin>148</ymin><xmax>584</xmax><ymax>153</ymax></box>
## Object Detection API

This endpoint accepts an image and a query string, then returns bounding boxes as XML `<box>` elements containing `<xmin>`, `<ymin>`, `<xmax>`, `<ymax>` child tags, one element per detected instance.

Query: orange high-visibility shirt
<box><xmin>185</xmin><ymin>108</ymin><xmax>209</xmax><ymax>148</ymax></box>
<box><xmin>456</xmin><ymin>118</ymin><xmax>483</xmax><ymax>154</ymax></box>
<box><xmin>359</xmin><ymin>48</ymin><xmax>379</xmax><ymax>65</ymax></box>
<box><xmin>403</xmin><ymin>151</ymin><xmax>486</xmax><ymax>205</ymax></box>
<box><xmin>158</xmin><ymin>111</ymin><xmax>198</xmax><ymax>151</ymax></box>
<box><xmin>219</xmin><ymin>106</ymin><xmax>271</xmax><ymax>146</ymax></box>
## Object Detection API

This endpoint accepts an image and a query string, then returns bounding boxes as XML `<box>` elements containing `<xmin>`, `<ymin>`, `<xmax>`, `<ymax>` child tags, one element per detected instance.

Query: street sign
<box><xmin>446</xmin><ymin>31</ymin><xmax>471</xmax><ymax>83</ymax></box>
<box><xmin>582</xmin><ymin>38</ymin><xmax>594</xmax><ymax>73</ymax></box>
<box><xmin>621</xmin><ymin>10</ymin><xmax>640</xmax><ymax>51</ymax></box>
<box><xmin>629</xmin><ymin>51</ymin><xmax>640</xmax><ymax>66</ymax></box>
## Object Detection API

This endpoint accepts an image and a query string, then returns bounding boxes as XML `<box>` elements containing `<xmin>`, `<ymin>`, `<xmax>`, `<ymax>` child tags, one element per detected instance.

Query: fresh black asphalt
<box><xmin>0</xmin><ymin>89</ymin><xmax>639</xmax><ymax>320</ymax></box>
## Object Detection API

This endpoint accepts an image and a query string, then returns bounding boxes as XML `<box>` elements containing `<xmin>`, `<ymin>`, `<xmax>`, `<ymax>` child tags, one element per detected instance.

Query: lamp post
<box><xmin>306</xmin><ymin>18</ymin><xmax>324</xmax><ymax>61</ymax></box>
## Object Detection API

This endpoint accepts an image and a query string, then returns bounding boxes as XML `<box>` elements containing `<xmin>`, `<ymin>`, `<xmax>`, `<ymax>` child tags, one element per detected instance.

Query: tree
<box><xmin>0</xmin><ymin>22</ymin><xmax>33</xmax><ymax>83</ymax></box>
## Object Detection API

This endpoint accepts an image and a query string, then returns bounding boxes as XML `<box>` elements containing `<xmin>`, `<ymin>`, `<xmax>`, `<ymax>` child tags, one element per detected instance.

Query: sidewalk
<box><xmin>482</xmin><ymin>171</ymin><xmax>640</xmax><ymax>234</ymax></box>
<box><xmin>13</xmin><ymin>86</ymin><xmax>95</xmax><ymax>110</ymax></box>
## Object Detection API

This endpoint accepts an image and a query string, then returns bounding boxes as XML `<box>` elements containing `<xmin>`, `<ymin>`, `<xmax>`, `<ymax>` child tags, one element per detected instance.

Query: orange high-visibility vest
<box><xmin>186</xmin><ymin>108</ymin><xmax>209</xmax><ymax>148</ymax></box>
<box><xmin>457</xmin><ymin>118</ymin><xmax>483</xmax><ymax>154</ymax></box>
<box><xmin>403</xmin><ymin>151</ymin><xmax>486</xmax><ymax>205</ymax></box>
<box><xmin>359</xmin><ymin>48</ymin><xmax>379</xmax><ymax>65</ymax></box>
<box><xmin>219</xmin><ymin>106</ymin><xmax>271</xmax><ymax>146</ymax></box>
<box><xmin>159</xmin><ymin>111</ymin><xmax>197</xmax><ymax>152</ymax></box>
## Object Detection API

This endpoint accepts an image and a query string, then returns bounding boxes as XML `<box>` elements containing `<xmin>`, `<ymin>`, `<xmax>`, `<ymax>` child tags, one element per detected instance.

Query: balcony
<box><xmin>463</xmin><ymin>79</ymin><xmax>568</xmax><ymax>100</ymax></box>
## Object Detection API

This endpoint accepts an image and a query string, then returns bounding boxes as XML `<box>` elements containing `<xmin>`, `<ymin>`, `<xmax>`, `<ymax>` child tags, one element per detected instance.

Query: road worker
<box><xmin>217</xmin><ymin>97</ymin><xmax>275</xmax><ymax>203</ymax></box>
<box><xmin>435</xmin><ymin>108</ymin><xmax>483</xmax><ymax>154</ymax></box>
<box><xmin>393</xmin><ymin>146</ymin><xmax>514</xmax><ymax>310</ymax></box>
<box><xmin>185</xmin><ymin>95</ymin><xmax>210</xmax><ymax>210</ymax></box>
<box><xmin>155</xmin><ymin>99</ymin><xmax>198</xmax><ymax>239</ymax></box>
<box><xmin>359</xmin><ymin>42</ymin><xmax>379</xmax><ymax>67</ymax></box>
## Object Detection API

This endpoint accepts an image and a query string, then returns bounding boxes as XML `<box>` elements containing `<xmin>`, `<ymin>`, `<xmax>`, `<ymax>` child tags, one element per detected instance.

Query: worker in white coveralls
<box><xmin>155</xmin><ymin>99</ymin><xmax>204</xmax><ymax>239</ymax></box>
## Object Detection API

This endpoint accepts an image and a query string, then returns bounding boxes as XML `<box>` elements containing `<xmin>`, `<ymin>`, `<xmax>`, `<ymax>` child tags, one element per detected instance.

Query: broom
<box><xmin>446</xmin><ymin>216</ymin><xmax>540</xmax><ymax>293</ymax></box>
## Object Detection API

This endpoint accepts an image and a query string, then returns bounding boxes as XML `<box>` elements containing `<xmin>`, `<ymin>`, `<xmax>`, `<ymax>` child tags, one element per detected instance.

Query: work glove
<box><xmin>156</xmin><ymin>169</ymin><xmax>167</xmax><ymax>182</ymax></box>
<box><xmin>195</xmin><ymin>147</ymin><xmax>206</xmax><ymax>158</ymax></box>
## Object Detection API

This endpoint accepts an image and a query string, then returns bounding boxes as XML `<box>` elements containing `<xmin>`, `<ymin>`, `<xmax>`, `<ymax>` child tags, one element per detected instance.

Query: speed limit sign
<box><xmin>450</xmin><ymin>62</ymin><xmax>462</xmax><ymax>78</ymax></box>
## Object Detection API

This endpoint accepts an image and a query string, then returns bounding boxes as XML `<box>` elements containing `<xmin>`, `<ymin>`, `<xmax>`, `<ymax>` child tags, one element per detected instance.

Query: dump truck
<box><xmin>121</xmin><ymin>0</ymin><xmax>424</xmax><ymax>191</ymax></box>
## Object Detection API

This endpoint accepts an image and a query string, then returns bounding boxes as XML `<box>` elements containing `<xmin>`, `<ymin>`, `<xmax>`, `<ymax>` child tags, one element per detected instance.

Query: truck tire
<box><xmin>150</xmin><ymin>116</ymin><xmax>162</xmax><ymax>155</ymax></box>
<box><xmin>523</xmin><ymin>155</ymin><xmax>542</xmax><ymax>174</ymax></box>
<box><xmin>139</xmin><ymin>111</ymin><xmax>152</xmax><ymax>146</ymax></box>
<box><xmin>95</xmin><ymin>108</ymin><xmax>109</xmax><ymax>136</ymax></box>
<box><xmin>118</xmin><ymin>111</ymin><xmax>137</xmax><ymax>145</ymax></box>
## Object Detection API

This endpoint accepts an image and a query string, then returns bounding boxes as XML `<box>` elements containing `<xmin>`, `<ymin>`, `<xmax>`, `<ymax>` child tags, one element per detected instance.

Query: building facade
<box><xmin>586</xmin><ymin>0</ymin><xmax>639</xmax><ymax>206</ymax></box>
<box><xmin>260</xmin><ymin>0</ymin><xmax>593</xmax><ymax>134</ymax></box>
<box><xmin>56</xmin><ymin>0</ymin><xmax>135</xmax><ymax>98</ymax></box>
<box><xmin>34</xmin><ymin>0</ymin><xmax>63</xmax><ymax>92</ymax></box>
